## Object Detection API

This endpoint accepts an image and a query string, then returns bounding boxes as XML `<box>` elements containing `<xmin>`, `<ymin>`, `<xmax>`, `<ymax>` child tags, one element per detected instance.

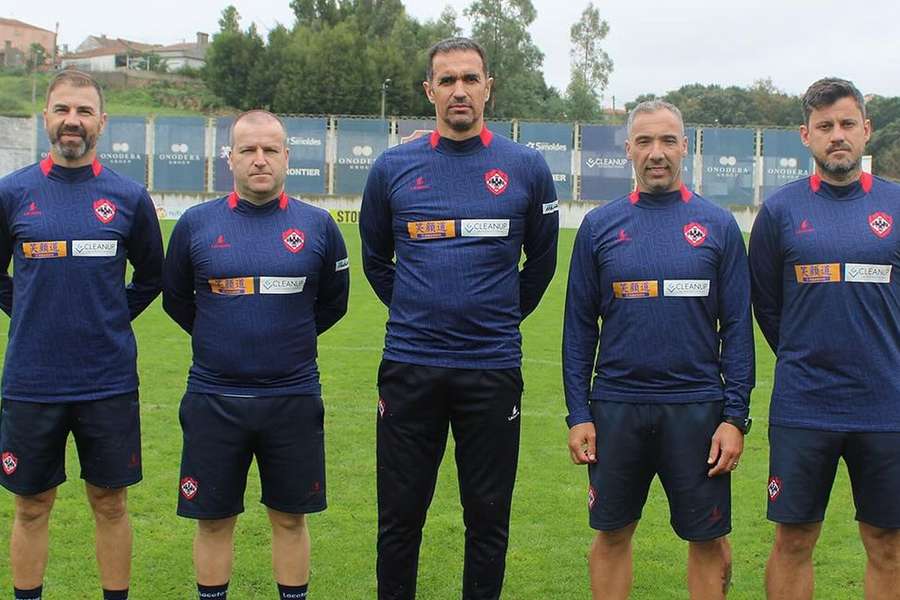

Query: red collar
<box><xmin>40</xmin><ymin>156</ymin><xmax>102</xmax><ymax>177</ymax></box>
<box><xmin>809</xmin><ymin>172</ymin><xmax>873</xmax><ymax>194</ymax></box>
<box><xmin>429</xmin><ymin>126</ymin><xmax>494</xmax><ymax>149</ymax></box>
<box><xmin>629</xmin><ymin>183</ymin><xmax>693</xmax><ymax>204</ymax></box>
<box><xmin>227</xmin><ymin>190</ymin><xmax>289</xmax><ymax>210</ymax></box>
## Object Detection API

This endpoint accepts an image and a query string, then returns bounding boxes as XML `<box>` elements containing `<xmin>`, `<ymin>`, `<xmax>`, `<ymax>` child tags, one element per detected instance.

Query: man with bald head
<box><xmin>163</xmin><ymin>109</ymin><xmax>349</xmax><ymax>600</ymax></box>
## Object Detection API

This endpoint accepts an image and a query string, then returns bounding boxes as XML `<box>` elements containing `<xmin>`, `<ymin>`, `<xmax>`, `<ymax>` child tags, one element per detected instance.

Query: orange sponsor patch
<box><xmin>22</xmin><ymin>241</ymin><xmax>66</xmax><ymax>258</ymax></box>
<box><xmin>794</xmin><ymin>263</ymin><xmax>841</xmax><ymax>284</ymax></box>
<box><xmin>612</xmin><ymin>280</ymin><xmax>659</xmax><ymax>298</ymax></box>
<box><xmin>209</xmin><ymin>277</ymin><xmax>255</xmax><ymax>295</ymax></box>
<box><xmin>407</xmin><ymin>220</ymin><xmax>456</xmax><ymax>240</ymax></box>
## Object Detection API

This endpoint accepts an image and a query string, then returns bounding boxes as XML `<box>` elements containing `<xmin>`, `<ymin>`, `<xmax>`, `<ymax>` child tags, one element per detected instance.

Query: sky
<box><xmin>9</xmin><ymin>0</ymin><xmax>900</xmax><ymax>106</ymax></box>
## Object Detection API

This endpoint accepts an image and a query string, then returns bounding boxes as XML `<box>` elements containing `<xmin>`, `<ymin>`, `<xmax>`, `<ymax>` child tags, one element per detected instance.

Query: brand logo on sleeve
<box><xmin>484</xmin><ymin>168</ymin><xmax>509</xmax><ymax>196</ymax></box>
<box><xmin>407</xmin><ymin>220</ymin><xmax>456</xmax><ymax>240</ymax></box>
<box><xmin>1</xmin><ymin>452</ymin><xmax>17</xmax><ymax>475</ymax></box>
<box><xmin>211</xmin><ymin>234</ymin><xmax>231</xmax><ymax>249</ymax></box>
<box><xmin>259</xmin><ymin>276</ymin><xmax>306</xmax><ymax>294</ymax></box>
<box><xmin>542</xmin><ymin>200</ymin><xmax>559</xmax><ymax>214</ymax></box>
<box><xmin>460</xmin><ymin>219</ymin><xmax>510</xmax><ymax>237</ymax></box>
<box><xmin>683</xmin><ymin>222</ymin><xmax>708</xmax><ymax>247</ymax></box>
<box><xmin>24</xmin><ymin>201</ymin><xmax>41</xmax><ymax>216</ymax></box>
<box><xmin>22</xmin><ymin>241</ymin><xmax>67</xmax><ymax>258</ymax></box>
<box><xmin>663</xmin><ymin>279</ymin><xmax>710</xmax><ymax>297</ymax></box>
<box><xmin>616</xmin><ymin>229</ymin><xmax>631</xmax><ymax>243</ymax></box>
<box><xmin>282</xmin><ymin>229</ymin><xmax>305</xmax><ymax>253</ymax></box>
<box><xmin>794</xmin><ymin>263</ymin><xmax>841</xmax><ymax>284</ymax></box>
<box><xmin>612</xmin><ymin>280</ymin><xmax>659</xmax><ymax>298</ymax></box>
<box><xmin>869</xmin><ymin>212</ymin><xmax>893</xmax><ymax>238</ymax></box>
<box><xmin>209</xmin><ymin>277</ymin><xmax>255</xmax><ymax>295</ymax></box>
<box><xmin>93</xmin><ymin>199</ymin><xmax>117</xmax><ymax>224</ymax></box>
<box><xmin>411</xmin><ymin>176</ymin><xmax>430</xmax><ymax>191</ymax></box>
<box><xmin>845</xmin><ymin>263</ymin><xmax>892</xmax><ymax>283</ymax></box>
<box><xmin>795</xmin><ymin>219</ymin><xmax>814</xmax><ymax>234</ymax></box>
<box><xmin>335</xmin><ymin>257</ymin><xmax>350</xmax><ymax>271</ymax></box>
<box><xmin>180</xmin><ymin>477</ymin><xmax>198</xmax><ymax>500</ymax></box>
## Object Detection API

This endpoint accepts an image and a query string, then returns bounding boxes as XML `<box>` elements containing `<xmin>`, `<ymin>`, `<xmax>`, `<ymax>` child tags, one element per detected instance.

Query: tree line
<box><xmin>201</xmin><ymin>0</ymin><xmax>899</xmax><ymax>179</ymax></box>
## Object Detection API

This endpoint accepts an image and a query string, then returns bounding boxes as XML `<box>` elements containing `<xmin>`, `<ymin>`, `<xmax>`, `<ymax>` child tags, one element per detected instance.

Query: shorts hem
<box><xmin>589</xmin><ymin>516</ymin><xmax>641</xmax><ymax>532</ymax></box>
<box><xmin>766</xmin><ymin>515</ymin><xmax>825</xmax><ymax>525</ymax></box>
<box><xmin>178</xmin><ymin>508</ymin><xmax>245</xmax><ymax>520</ymax></box>
<box><xmin>676</xmin><ymin>526</ymin><xmax>732</xmax><ymax>542</ymax></box>
<box><xmin>0</xmin><ymin>477</ymin><xmax>66</xmax><ymax>496</ymax></box>
<box><xmin>856</xmin><ymin>515</ymin><xmax>900</xmax><ymax>530</ymax></box>
<box><xmin>262</xmin><ymin>499</ymin><xmax>327</xmax><ymax>515</ymax></box>
<box><xmin>82</xmin><ymin>475</ymin><xmax>142</xmax><ymax>489</ymax></box>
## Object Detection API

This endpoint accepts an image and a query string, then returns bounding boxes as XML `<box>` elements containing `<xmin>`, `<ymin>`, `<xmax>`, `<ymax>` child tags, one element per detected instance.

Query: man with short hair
<box><xmin>360</xmin><ymin>37</ymin><xmax>559</xmax><ymax>599</ymax></box>
<box><xmin>163</xmin><ymin>109</ymin><xmax>349</xmax><ymax>600</ymax></box>
<box><xmin>750</xmin><ymin>77</ymin><xmax>900</xmax><ymax>599</ymax></box>
<box><xmin>0</xmin><ymin>69</ymin><xmax>164</xmax><ymax>600</ymax></box>
<box><xmin>564</xmin><ymin>100</ymin><xmax>754</xmax><ymax>599</ymax></box>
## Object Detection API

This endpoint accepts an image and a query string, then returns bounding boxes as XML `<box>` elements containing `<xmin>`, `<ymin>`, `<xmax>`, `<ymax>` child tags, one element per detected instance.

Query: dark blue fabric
<box><xmin>163</xmin><ymin>195</ymin><xmax>349</xmax><ymax>396</ymax></box>
<box><xmin>360</xmin><ymin>131</ymin><xmax>558</xmax><ymax>369</ymax></box>
<box><xmin>0</xmin><ymin>162</ymin><xmax>163</xmax><ymax>403</ymax></box>
<box><xmin>563</xmin><ymin>189</ymin><xmax>754</xmax><ymax>427</ymax></box>
<box><xmin>750</xmin><ymin>175</ymin><xmax>900</xmax><ymax>431</ymax></box>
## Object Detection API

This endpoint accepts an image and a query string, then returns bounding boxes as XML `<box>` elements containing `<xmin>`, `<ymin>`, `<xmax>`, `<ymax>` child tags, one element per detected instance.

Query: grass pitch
<box><xmin>0</xmin><ymin>224</ymin><xmax>865</xmax><ymax>598</ymax></box>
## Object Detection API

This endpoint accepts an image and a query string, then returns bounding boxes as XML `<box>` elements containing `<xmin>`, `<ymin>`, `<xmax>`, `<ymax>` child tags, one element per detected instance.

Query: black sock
<box><xmin>277</xmin><ymin>583</ymin><xmax>308</xmax><ymax>599</ymax></box>
<box><xmin>102</xmin><ymin>590</ymin><xmax>128</xmax><ymax>600</ymax></box>
<box><xmin>13</xmin><ymin>586</ymin><xmax>42</xmax><ymax>600</ymax></box>
<box><xmin>197</xmin><ymin>582</ymin><xmax>228</xmax><ymax>599</ymax></box>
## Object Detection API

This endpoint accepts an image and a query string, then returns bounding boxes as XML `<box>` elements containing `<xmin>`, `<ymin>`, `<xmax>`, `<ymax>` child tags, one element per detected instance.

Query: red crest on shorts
<box><xmin>683</xmin><ymin>222</ymin><xmax>708</xmax><ymax>247</ymax></box>
<box><xmin>93</xmin><ymin>199</ymin><xmax>117</xmax><ymax>224</ymax></box>
<box><xmin>767</xmin><ymin>476</ymin><xmax>782</xmax><ymax>502</ymax></box>
<box><xmin>180</xmin><ymin>476</ymin><xmax>199</xmax><ymax>500</ymax></box>
<box><xmin>869</xmin><ymin>212</ymin><xmax>893</xmax><ymax>238</ymax></box>
<box><xmin>282</xmin><ymin>229</ymin><xmax>305</xmax><ymax>253</ymax></box>
<box><xmin>484</xmin><ymin>169</ymin><xmax>509</xmax><ymax>196</ymax></box>
<box><xmin>588</xmin><ymin>485</ymin><xmax>597</xmax><ymax>510</ymax></box>
<box><xmin>1</xmin><ymin>452</ymin><xmax>17</xmax><ymax>475</ymax></box>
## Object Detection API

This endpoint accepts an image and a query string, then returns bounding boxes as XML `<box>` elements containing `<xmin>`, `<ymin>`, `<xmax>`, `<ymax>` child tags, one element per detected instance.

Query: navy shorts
<box><xmin>588</xmin><ymin>401</ymin><xmax>730</xmax><ymax>541</ymax></box>
<box><xmin>0</xmin><ymin>393</ymin><xmax>142</xmax><ymax>496</ymax></box>
<box><xmin>767</xmin><ymin>425</ymin><xmax>900</xmax><ymax>528</ymax></box>
<box><xmin>177</xmin><ymin>392</ymin><xmax>326</xmax><ymax>519</ymax></box>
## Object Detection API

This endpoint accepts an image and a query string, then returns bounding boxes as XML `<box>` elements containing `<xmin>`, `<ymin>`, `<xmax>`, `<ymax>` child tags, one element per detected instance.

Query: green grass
<box><xmin>0</xmin><ymin>226</ymin><xmax>865</xmax><ymax>598</ymax></box>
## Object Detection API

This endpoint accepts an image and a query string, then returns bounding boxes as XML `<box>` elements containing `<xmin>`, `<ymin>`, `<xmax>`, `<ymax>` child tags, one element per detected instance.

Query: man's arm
<box><xmin>0</xmin><ymin>189</ymin><xmax>13</xmax><ymax>315</ymax></box>
<box><xmin>519</xmin><ymin>153</ymin><xmax>559</xmax><ymax>319</ymax></box>
<box><xmin>124</xmin><ymin>190</ymin><xmax>164</xmax><ymax>319</ymax></box>
<box><xmin>359</xmin><ymin>156</ymin><xmax>395</xmax><ymax>307</ymax></box>
<box><xmin>748</xmin><ymin>203</ymin><xmax>783</xmax><ymax>353</ymax></box>
<box><xmin>315</xmin><ymin>216</ymin><xmax>350</xmax><ymax>335</ymax></box>
<box><xmin>563</xmin><ymin>219</ymin><xmax>602</xmax><ymax>462</ymax></box>
<box><xmin>161</xmin><ymin>215</ymin><xmax>196</xmax><ymax>334</ymax></box>
<box><xmin>717</xmin><ymin>216</ymin><xmax>755</xmax><ymax>420</ymax></box>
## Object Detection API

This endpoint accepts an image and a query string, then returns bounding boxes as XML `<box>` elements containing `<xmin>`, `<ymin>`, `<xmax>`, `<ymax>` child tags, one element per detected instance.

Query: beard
<box><xmin>814</xmin><ymin>145</ymin><xmax>861</xmax><ymax>180</ymax></box>
<box><xmin>50</xmin><ymin>124</ymin><xmax>96</xmax><ymax>160</ymax></box>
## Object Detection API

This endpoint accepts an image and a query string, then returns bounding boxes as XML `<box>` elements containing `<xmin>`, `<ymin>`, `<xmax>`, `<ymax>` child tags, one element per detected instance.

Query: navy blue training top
<box><xmin>750</xmin><ymin>173</ymin><xmax>900</xmax><ymax>432</ymax></box>
<box><xmin>359</xmin><ymin>128</ymin><xmax>559</xmax><ymax>369</ymax></box>
<box><xmin>0</xmin><ymin>157</ymin><xmax>164</xmax><ymax>403</ymax></box>
<box><xmin>563</xmin><ymin>186</ymin><xmax>754</xmax><ymax>427</ymax></box>
<box><xmin>163</xmin><ymin>192</ymin><xmax>349</xmax><ymax>397</ymax></box>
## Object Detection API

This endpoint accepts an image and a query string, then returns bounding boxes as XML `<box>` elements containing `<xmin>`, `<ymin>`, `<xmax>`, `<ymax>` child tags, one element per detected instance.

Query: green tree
<box><xmin>465</xmin><ymin>0</ymin><xmax>550</xmax><ymax>118</ymax></box>
<box><xmin>204</xmin><ymin>6</ymin><xmax>265</xmax><ymax>109</ymax></box>
<box><xmin>27</xmin><ymin>43</ymin><xmax>48</xmax><ymax>72</ymax></box>
<box><xmin>566</xmin><ymin>2</ymin><xmax>612</xmax><ymax>120</ymax></box>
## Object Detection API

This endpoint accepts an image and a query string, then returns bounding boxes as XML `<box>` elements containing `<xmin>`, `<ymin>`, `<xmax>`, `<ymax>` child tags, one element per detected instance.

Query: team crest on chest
<box><xmin>683</xmin><ymin>222</ymin><xmax>708</xmax><ymax>247</ymax></box>
<box><xmin>282</xmin><ymin>229</ymin><xmax>305</xmax><ymax>253</ymax></box>
<box><xmin>484</xmin><ymin>169</ymin><xmax>509</xmax><ymax>196</ymax></box>
<box><xmin>869</xmin><ymin>212</ymin><xmax>893</xmax><ymax>238</ymax></box>
<box><xmin>1</xmin><ymin>452</ymin><xmax>17</xmax><ymax>475</ymax></box>
<box><xmin>93</xmin><ymin>199</ymin><xmax>117</xmax><ymax>224</ymax></box>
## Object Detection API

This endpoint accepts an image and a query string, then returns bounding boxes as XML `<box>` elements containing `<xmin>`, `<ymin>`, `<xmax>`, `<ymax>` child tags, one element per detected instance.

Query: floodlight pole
<box><xmin>380</xmin><ymin>78</ymin><xmax>391</xmax><ymax>120</ymax></box>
